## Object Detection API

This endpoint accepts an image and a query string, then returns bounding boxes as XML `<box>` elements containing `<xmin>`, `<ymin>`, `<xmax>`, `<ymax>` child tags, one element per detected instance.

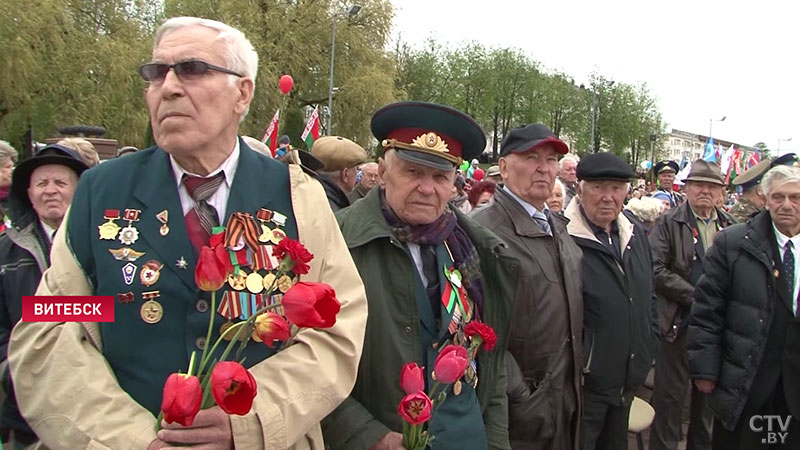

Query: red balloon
<box><xmin>279</xmin><ymin>75</ymin><xmax>294</xmax><ymax>94</ymax></box>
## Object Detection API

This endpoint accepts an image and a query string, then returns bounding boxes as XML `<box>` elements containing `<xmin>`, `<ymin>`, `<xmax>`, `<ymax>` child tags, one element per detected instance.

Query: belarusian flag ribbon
<box><xmin>441</xmin><ymin>266</ymin><xmax>470</xmax><ymax>317</ymax></box>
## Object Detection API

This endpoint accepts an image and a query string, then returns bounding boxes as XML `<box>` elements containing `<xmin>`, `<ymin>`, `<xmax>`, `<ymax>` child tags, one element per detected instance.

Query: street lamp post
<box><xmin>708</xmin><ymin>115</ymin><xmax>726</xmax><ymax>140</ymax></box>
<box><xmin>326</xmin><ymin>5</ymin><xmax>361</xmax><ymax>136</ymax></box>
<box><xmin>590</xmin><ymin>80</ymin><xmax>614</xmax><ymax>153</ymax></box>
<box><xmin>778</xmin><ymin>137</ymin><xmax>793</xmax><ymax>156</ymax></box>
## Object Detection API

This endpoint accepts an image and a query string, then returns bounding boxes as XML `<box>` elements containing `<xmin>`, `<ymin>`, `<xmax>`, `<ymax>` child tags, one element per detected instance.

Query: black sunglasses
<box><xmin>138</xmin><ymin>60</ymin><xmax>244</xmax><ymax>82</ymax></box>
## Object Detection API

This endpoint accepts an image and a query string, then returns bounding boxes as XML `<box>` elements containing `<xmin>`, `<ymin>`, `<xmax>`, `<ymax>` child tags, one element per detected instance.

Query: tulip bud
<box><xmin>254</xmin><ymin>312</ymin><xmax>291</xmax><ymax>348</ymax></box>
<box><xmin>399</xmin><ymin>362</ymin><xmax>425</xmax><ymax>394</ymax></box>
<box><xmin>432</xmin><ymin>345</ymin><xmax>468</xmax><ymax>384</ymax></box>
<box><xmin>161</xmin><ymin>373</ymin><xmax>202</xmax><ymax>426</ymax></box>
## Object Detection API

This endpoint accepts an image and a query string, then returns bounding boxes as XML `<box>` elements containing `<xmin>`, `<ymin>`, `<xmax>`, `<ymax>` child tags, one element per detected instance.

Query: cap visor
<box><xmin>395</xmin><ymin>149</ymin><xmax>456</xmax><ymax>171</ymax></box>
<box><xmin>509</xmin><ymin>137</ymin><xmax>569</xmax><ymax>155</ymax></box>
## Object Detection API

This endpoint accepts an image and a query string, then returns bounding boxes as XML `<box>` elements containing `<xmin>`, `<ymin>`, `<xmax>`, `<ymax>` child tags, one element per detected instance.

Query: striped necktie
<box><xmin>183</xmin><ymin>172</ymin><xmax>225</xmax><ymax>253</ymax></box>
<box><xmin>532</xmin><ymin>209</ymin><xmax>552</xmax><ymax>235</ymax></box>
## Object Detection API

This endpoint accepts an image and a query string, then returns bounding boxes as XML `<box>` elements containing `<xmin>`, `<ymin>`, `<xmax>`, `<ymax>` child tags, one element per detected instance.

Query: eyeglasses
<box><xmin>138</xmin><ymin>60</ymin><xmax>243</xmax><ymax>82</ymax></box>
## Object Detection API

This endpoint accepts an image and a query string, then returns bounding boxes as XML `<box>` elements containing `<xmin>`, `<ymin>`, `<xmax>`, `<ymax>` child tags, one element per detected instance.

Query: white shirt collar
<box><xmin>40</xmin><ymin>220</ymin><xmax>56</xmax><ymax>243</ymax></box>
<box><xmin>170</xmin><ymin>138</ymin><xmax>240</xmax><ymax>189</ymax></box>
<box><xmin>502</xmin><ymin>185</ymin><xmax>549</xmax><ymax>217</ymax></box>
<box><xmin>773</xmin><ymin>224</ymin><xmax>800</xmax><ymax>252</ymax></box>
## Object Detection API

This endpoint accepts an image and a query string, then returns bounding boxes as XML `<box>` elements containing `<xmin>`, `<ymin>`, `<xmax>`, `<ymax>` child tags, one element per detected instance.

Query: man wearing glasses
<box><xmin>7</xmin><ymin>17</ymin><xmax>367</xmax><ymax>450</ymax></box>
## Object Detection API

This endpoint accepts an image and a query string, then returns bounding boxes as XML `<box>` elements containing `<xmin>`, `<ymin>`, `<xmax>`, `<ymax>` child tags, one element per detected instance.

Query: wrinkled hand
<box><xmin>158</xmin><ymin>406</ymin><xmax>234</xmax><ymax>450</ymax></box>
<box><xmin>369</xmin><ymin>431</ymin><xmax>405</xmax><ymax>450</ymax></box>
<box><xmin>694</xmin><ymin>379</ymin><xmax>716</xmax><ymax>394</ymax></box>
<box><xmin>147</xmin><ymin>439</ymin><xmax>169</xmax><ymax>450</ymax></box>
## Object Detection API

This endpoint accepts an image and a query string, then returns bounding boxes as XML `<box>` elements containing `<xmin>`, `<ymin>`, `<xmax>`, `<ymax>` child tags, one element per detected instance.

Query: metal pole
<box><xmin>708</xmin><ymin>118</ymin><xmax>712</xmax><ymax>140</ymax></box>
<box><xmin>327</xmin><ymin>20</ymin><xmax>337</xmax><ymax>136</ymax></box>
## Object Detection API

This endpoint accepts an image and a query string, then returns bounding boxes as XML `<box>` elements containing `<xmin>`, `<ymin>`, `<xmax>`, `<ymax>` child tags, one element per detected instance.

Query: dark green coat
<box><xmin>322</xmin><ymin>188</ymin><xmax>518</xmax><ymax>450</ymax></box>
<box><xmin>65</xmin><ymin>141</ymin><xmax>296</xmax><ymax>415</ymax></box>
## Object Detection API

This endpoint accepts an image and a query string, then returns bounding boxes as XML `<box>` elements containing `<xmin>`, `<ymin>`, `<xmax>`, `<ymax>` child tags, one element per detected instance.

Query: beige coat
<box><xmin>7</xmin><ymin>164</ymin><xmax>367</xmax><ymax>450</ymax></box>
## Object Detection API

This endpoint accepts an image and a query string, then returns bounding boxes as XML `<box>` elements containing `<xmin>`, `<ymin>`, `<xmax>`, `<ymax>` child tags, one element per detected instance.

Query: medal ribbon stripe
<box><xmin>225</xmin><ymin>212</ymin><xmax>261</xmax><ymax>252</ymax></box>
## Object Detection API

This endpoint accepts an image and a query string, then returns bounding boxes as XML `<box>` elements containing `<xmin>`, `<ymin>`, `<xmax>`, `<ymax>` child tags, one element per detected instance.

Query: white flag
<box><xmin>720</xmin><ymin>144</ymin><xmax>735</xmax><ymax>175</ymax></box>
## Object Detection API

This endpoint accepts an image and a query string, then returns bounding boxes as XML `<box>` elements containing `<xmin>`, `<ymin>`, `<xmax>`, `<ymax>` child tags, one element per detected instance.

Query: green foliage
<box><xmin>279</xmin><ymin>106</ymin><xmax>305</xmax><ymax>149</ymax></box>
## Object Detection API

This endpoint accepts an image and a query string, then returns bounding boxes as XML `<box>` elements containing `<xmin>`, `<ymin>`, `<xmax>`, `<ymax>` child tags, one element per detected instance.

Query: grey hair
<box><xmin>553</xmin><ymin>178</ymin><xmax>566</xmax><ymax>197</ymax></box>
<box><xmin>0</xmin><ymin>140</ymin><xmax>17</xmax><ymax>164</ymax></box>
<box><xmin>761</xmin><ymin>165</ymin><xmax>800</xmax><ymax>197</ymax></box>
<box><xmin>559</xmin><ymin>154</ymin><xmax>580</xmax><ymax>170</ymax></box>
<box><xmin>154</xmin><ymin>17</ymin><xmax>258</xmax><ymax>118</ymax></box>
<box><xmin>625</xmin><ymin>197</ymin><xmax>664</xmax><ymax>222</ymax></box>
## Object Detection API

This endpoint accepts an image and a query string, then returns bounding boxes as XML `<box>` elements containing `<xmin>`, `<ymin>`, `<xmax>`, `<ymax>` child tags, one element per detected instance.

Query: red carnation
<box><xmin>272</xmin><ymin>238</ymin><xmax>314</xmax><ymax>275</ymax></box>
<box><xmin>281</xmin><ymin>282</ymin><xmax>340</xmax><ymax>328</ymax></box>
<box><xmin>464</xmin><ymin>322</ymin><xmax>497</xmax><ymax>352</ymax></box>
<box><xmin>161</xmin><ymin>373</ymin><xmax>202</xmax><ymax>426</ymax></box>
<box><xmin>210</xmin><ymin>361</ymin><xmax>257</xmax><ymax>415</ymax></box>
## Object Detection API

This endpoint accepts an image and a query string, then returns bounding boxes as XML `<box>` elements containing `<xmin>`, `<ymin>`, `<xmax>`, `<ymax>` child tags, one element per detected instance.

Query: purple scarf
<box><xmin>380</xmin><ymin>190</ymin><xmax>484</xmax><ymax>315</ymax></box>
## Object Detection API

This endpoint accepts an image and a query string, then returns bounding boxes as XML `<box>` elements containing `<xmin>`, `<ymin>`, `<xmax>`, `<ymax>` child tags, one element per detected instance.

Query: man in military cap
<box><xmin>311</xmin><ymin>135</ymin><xmax>367</xmax><ymax>211</ymax></box>
<box><xmin>471</xmin><ymin>123</ymin><xmax>583</xmax><ymax>450</ymax></box>
<box><xmin>730</xmin><ymin>153</ymin><xmax>799</xmax><ymax>223</ymax></box>
<box><xmin>649</xmin><ymin>160</ymin><xmax>737</xmax><ymax>450</ymax></box>
<box><xmin>324</xmin><ymin>101</ymin><xmax>516</xmax><ymax>450</ymax></box>
<box><xmin>8</xmin><ymin>17</ymin><xmax>367</xmax><ymax>449</ymax></box>
<box><xmin>564</xmin><ymin>153</ymin><xmax>658</xmax><ymax>450</ymax></box>
<box><xmin>653</xmin><ymin>160</ymin><xmax>683</xmax><ymax>207</ymax></box>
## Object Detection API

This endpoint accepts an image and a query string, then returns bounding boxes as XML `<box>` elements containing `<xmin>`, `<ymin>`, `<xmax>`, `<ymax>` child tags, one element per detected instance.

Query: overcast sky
<box><xmin>389</xmin><ymin>0</ymin><xmax>799</xmax><ymax>154</ymax></box>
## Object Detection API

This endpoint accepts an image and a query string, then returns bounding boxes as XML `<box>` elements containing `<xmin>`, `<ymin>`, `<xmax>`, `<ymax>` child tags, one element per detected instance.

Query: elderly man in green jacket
<box><xmin>323</xmin><ymin>101</ymin><xmax>518</xmax><ymax>450</ymax></box>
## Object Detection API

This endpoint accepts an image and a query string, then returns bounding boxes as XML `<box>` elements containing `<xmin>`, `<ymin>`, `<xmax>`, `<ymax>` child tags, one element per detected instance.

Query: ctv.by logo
<box><xmin>749</xmin><ymin>415</ymin><xmax>792</xmax><ymax>444</ymax></box>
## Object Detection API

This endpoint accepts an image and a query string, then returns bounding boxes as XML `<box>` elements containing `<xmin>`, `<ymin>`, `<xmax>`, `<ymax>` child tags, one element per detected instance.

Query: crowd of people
<box><xmin>0</xmin><ymin>16</ymin><xmax>797</xmax><ymax>450</ymax></box>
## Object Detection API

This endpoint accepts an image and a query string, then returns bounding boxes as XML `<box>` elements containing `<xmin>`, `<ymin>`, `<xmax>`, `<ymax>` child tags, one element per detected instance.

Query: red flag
<box><xmin>301</xmin><ymin>106</ymin><xmax>320</xmax><ymax>149</ymax></box>
<box><xmin>260</xmin><ymin>110</ymin><xmax>280</xmax><ymax>156</ymax></box>
<box><xmin>746</xmin><ymin>151</ymin><xmax>760</xmax><ymax>169</ymax></box>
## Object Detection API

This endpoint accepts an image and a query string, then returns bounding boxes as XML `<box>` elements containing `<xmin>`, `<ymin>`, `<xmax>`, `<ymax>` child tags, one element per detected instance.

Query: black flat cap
<box><xmin>577</xmin><ymin>153</ymin><xmax>634</xmax><ymax>182</ymax></box>
<box><xmin>499</xmin><ymin>123</ymin><xmax>568</xmax><ymax>157</ymax></box>
<box><xmin>654</xmin><ymin>160</ymin><xmax>679</xmax><ymax>175</ymax></box>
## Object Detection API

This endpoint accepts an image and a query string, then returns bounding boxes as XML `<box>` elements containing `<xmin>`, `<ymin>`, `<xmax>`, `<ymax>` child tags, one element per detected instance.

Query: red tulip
<box><xmin>254</xmin><ymin>312</ymin><xmax>291</xmax><ymax>348</ymax></box>
<box><xmin>161</xmin><ymin>373</ymin><xmax>202</xmax><ymax>426</ymax></box>
<box><xmin>464</xmin><ymin>322</ymin><xmax>498</xmax><ymax>352</ymax></box>
<box><xmin>281</xmin><ymin>282</ymin><xmax>340</xmax><ymax>328</ymax></box>
<box><xmin>195</xmin><ymin>246</ymin><xmax>228</xmax><ymax>291</ymax></box>
<box><xmin>399</xmin><ymin>363</ymin><xmax>425</xmax><ymax>394</ymax></box>
<box><xmin>210</xmin><ymin>361</ymin><xmax>257</xmax><ymax>415</ymax></box>
<box><xmin>433</xmin><ymin>345</ymin><xmax>468</xmax><ymax>384</ymax></box>
<box><xmin>272</xmin><ymin>238</ymin><xmax>314</xmax><ymax>275</ymax></box>
<box><xmin>397</xmin><ymin>392</ymin><xmax>433</xmax><ymax>425</ymax></box>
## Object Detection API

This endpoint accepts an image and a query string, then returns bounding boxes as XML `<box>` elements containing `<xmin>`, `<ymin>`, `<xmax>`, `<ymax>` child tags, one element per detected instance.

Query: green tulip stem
<box><xmin>187</xmin><ymin>351</ymin><xmax>197</xmax><ymax>377</ymax></box>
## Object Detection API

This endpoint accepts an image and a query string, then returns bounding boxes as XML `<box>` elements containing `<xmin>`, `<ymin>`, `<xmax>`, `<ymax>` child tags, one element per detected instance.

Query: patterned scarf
<box><xmin>380</xmin><ymin>189</ymin><xmax>484</xmax><ymax>315</ymax></box>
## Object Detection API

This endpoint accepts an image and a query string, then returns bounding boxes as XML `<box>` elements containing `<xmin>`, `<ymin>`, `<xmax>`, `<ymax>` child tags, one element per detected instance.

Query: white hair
<box><xmin>761</xmin><ymin>165</ymin><xmax>800</xmax><ymax>197</ymax></box>
<box><xmin>154</xmin><ymin>17</ymin><xmax>258</xmax><ymax>118</ymax></box>
<box><xmin>625</xmin><ymin>197</ymin><xmax>664</xmax><ymax>222</ymax></box>
<box><xmin>559</xmin><ymin>154</ymin><xmax>580</xmax><ymax>170</ymax></box>
<box><xmin>0</xmin><ymin>140</ymin><xmax>17</xmax><ymax>164</ymax></box>
<box><xmin>553</xmin><ymin>178</ymin><xmax>566</xmax><ymax>196</ymax></box>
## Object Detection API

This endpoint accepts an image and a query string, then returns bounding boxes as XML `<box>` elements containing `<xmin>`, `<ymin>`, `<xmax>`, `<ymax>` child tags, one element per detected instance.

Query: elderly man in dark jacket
<box><xmin>0</xmin><ymin>144</ymin><xmax>88</xmax><ymax>448</ymax></box>
<box><xmin>688</xmin><ymin>164</ymin><xmax>800</xmax><ymax>449</ymax></box>
<box><xmin>649</xmin><ymin>160</ymin><xmax>737</xmax><ymax>450</ymax></box>
<box><xmin>564</xmin><ymin>153</ymin><xmax>658</xmax><ymax>450</ymax></box>
<box><xmin>324</xmin><ymin>102</ymin><xmax>516</xmax><ymax>450</ymax></box>
<box><xmin>311</xmin><ymin>135</ymin><xmax>367</xmax><ymax>211</ymax></box>
<box><xmin>472</xmin><ymin>123</ymin><xmax>583</xmax><ymax>450</ymax></box>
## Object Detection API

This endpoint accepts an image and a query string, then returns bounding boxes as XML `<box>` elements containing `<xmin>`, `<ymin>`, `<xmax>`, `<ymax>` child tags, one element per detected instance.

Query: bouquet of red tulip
<box><xmin>397</xmin><ymin>322</ymin><xmax>496</xmax><ymax>450</ymax></box>
<box><xmin>158</xmin><ymin>230</ymin><xmax>340</xmax><ymax>429</ymax></box>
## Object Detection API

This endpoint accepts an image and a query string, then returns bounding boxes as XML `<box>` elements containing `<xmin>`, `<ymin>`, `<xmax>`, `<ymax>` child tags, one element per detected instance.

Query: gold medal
<box><xmin>228</xmin><ymin>271</ymin><xmax>247</xmax><ymax>290</ymax></box>
<box><xmin>276</xmin><ymin>274</ymin><xmax>293</xmax><ymax>293</ymax></box>
<box><xmin>453</xmin><ymin>380</ymin><xmax>462</xmax><ymax>396</ymax></box>
<box><xmin>108</xmin><ymin>247</ymin><xmax>145</xmax><ymax>262</ymax></box>
<box><xmin>270</xmin><ymin>228</ymin><xmax>287</xmax><ymax>244</ymax></box>
<box><xmin>156</xmin><ymin>210</ymin><xmax>169</xmax><ymax>236</ymax></box>
<box><xmin>262</xmin><ymin>272</ymin><xmax>277</xmax><ymax>291</ymax></box>
<box><xmin>246</xmin><ymin>272</ymin><xmax>264</xmax><ymax>294</ymax></box>
<box><xmin>140</xmin><ymin>300</ymin><xmax>163</xmax><ymax>324</ymax></box>
<box><xmin>258</xmin><ymin>225</ymin><xmax>273</xmax><ymax>243</ymax></box>
<box><xmin>220</xmin><ymin>321</ymin><xmax>247</xmax><ymax>341</ymax></box>
<box><xmin>98</xmin><ymin>209</ymin><xmax>121</xmax><ymax>240</ymax></box>
<box><xmin>160</xmin><ymin>224</ymin><xmax>169</xmax><ymax>237</ymax></box>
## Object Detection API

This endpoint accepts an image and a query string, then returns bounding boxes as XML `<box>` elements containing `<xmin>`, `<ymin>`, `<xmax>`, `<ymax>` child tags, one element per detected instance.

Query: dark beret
<box><xmin>577</xmin><ymin>153</ymin><xmax>634</xmax><ymax>182</ymax></box>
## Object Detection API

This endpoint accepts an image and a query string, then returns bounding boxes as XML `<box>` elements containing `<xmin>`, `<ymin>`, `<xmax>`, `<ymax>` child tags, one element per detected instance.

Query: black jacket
<box><xmin>0</xmin><ymin>221</ymin><xmax>50</xmax><ymax>435</ymax></box>
<box><xmin>565</xmin><ymin>200</ymin><xmax>659</xmax><ymax>405</ymax></box>
<box><xmin>688</xmin><ymin>211</ymin><xmax>800</xmax><ymax>430</ymax></box>
<box><xmin>319</xmin><ymin>175</ymin><xmax>351</xmax><ymax>212</ymax></box>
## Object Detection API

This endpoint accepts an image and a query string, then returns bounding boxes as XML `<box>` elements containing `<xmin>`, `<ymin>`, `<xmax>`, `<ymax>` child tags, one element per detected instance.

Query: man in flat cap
<box><xmin>485</xmin><ymin>165</ymin><xmax>502</xmax><ymax>184</ymax></box>
<box><xmin>653</xmin><ymin>160</ymin><xmax>683</xmax><ymax>208</ymax></box>
<box><xmin>311</xmin><ymin>135</ymin><xmax>367</xmax><ymax>211</ymax></box>
<box><xmin>324</xmin><ymin>101</ymin><xmax>516</xmax><ymax>450</ymax></box>
<box><xmin>471</xmin><ymin>123</ymin><xmax>583</xmax><ymax>450</ymax></box>
<box><xmin>563</xmin><ymin>153</ymin><xmax>658</xmax><ymax>450</ymax></box>
<box><xmin>649</xmin><ymin>160</ymin><xmax>737</xmax><ymax>450</ymax></box>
